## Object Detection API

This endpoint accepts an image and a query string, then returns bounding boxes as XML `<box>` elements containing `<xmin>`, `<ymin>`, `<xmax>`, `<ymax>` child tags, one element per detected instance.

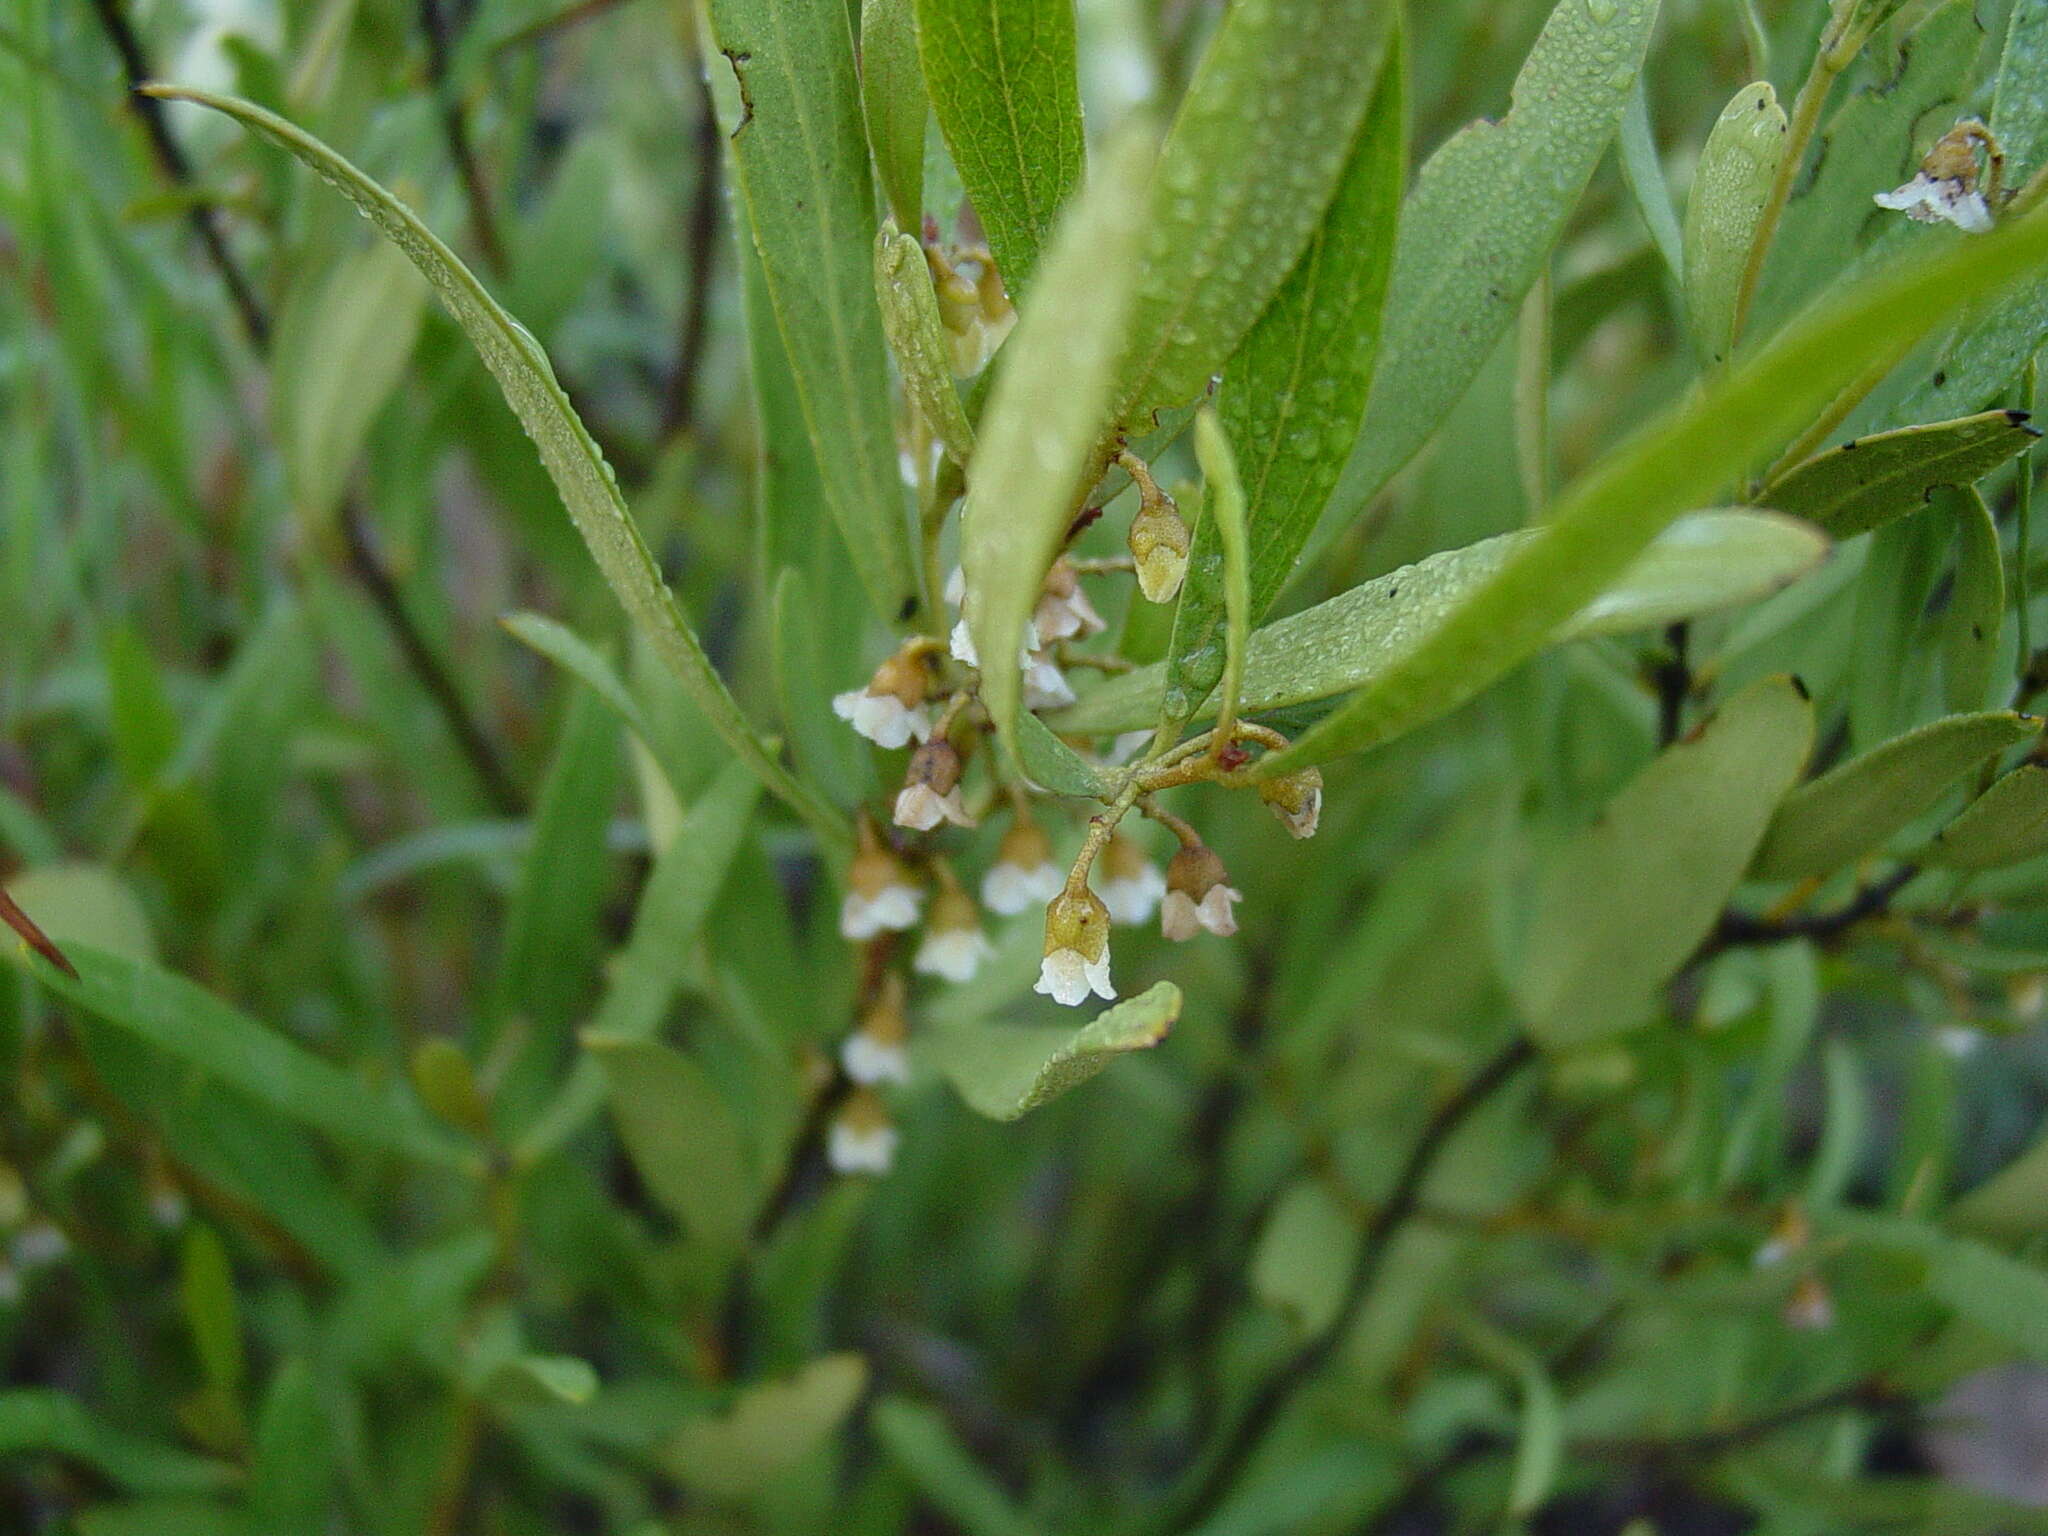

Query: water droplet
<box><xmin>1585</xmin><ymin>0</ymin><xmax>1616</xmax><ymax>21</ymax></box>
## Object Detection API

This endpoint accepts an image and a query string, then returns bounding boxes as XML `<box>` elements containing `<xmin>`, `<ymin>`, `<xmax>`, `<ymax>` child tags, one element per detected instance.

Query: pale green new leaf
<box><xmin>860</xmin><ymin>0</ymin><xmax>926</xmax><ymax>232</ymax></box>
<box><xmin>1260</xmin><ymin>191</ymin><xmax>2048</xmax><ymax>776</ymax></box>
<box><xmin>586</xmin><ymin>1034</ymin><xmax>754</xmax><ymax>1254</ymax></box>
<box><xmin>1760</xmin><ymin>409</ymin><xmax>2040</xmax><ymax>538</ymax></box>
<box><xmin>1519</xmin><ymin>675</ymin><xmax>1814</xmax><ymax>1047</ymax></box>
<box><xmin>875</xmin><ymin>222</ymin><xmax>974</xmax><ymax>461</ymax></box>
<box><xmin>149</xmin><ymin>87</ymin><xmax>844</xmax><ymax>850</ymax></box>
<box><xmin>665</xmin><ymin>1354</ymin><xmax>868</xmax><ymax>1499</ymax></box>
<box><xmin>1683</xmin><ymin>82</ymin><xmax>1786</xmax><ymax>366</ymax></box>
<box><xmin>962</xmin><ymin>129</ymin><xmax>1152</xmax><ymax>758</ymax></box>
<box><xmin>1751</xmin><ymin>711</ymin><xmax>2039</xmax><ymax>880</ymax></box>
<box><xmin>1115</xmin><ymin>0</ymin><xmax>1392</xmax><ymax>423</ymax></box>
<box><xmin>923</xmin><ymin>981</ymin><xmax>1180</xmax><ymax>1120</ymax></box>
<box><xmin>913</xmin><ymin>0</ymin><xmax>1084</xmax><ymax>296</ymax></box>
<box><xmin>1924</xmin><ymin>762</ymin><xmax>2048</xmax><ymax>869</ymax></box>
<box><xmin>1053</xmin><ymin>509</ymin><xmax>1826</xmax><ymax>735</ymax></box>
<box><xmin>1334</xmin><ymin>0</ymin><xmax>1660</xmax><ymax>511</ymax></box>
<box><xmin>707</xmin><ymin>0</ymin><xmax>917</xmax><ymax>623</ymax></box>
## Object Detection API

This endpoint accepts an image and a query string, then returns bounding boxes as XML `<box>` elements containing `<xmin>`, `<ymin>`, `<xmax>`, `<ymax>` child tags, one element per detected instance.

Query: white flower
<box><xmin>829</xmin><ymin>1089</ymin><xmax>901</xmax><ymax>1175</ymax></box>
<box><xmin>149</xmin><ymin>1185</ymin><xmax>189</xmax><ymax>1230</ymax></box>
<box><xmin>11</xmin><ymin>1223</ymin><xmax>67</xmax><ymax>1270</ymax></box>
<box><xmin>1098</xmin><ymin>833</ymin><xmax>1165</xmax><ymax>926</ymax></box>
<box><xmin>949</xmin><ymin>618</ymin><xmax>979</xmax><ymax>668</ymax></box>
<box><xmin>1022</xmin><ymin>652</ymin><xmax>1076</xmax><ymax>711</ymax></box>
<box><xmin>1033</xmin><ymin>888</ymin><xmax>1116</xmax><ymax>1008</ymax></box>
<box><xmin>1036</xmin><ymin>946</ymin><xmax>1117</xmax><ymax>1007</ymax></box>
<box><xmin>841</xmin><ymin>1030</ymin><xmax>910</xmax><ymax>1085</ymax></box>
<box><xmin>834</xmin><ymin>689</ymin><xmax>933</xmax><ymax>750</ymax></box>
<box><xmin>1161</xmin><ymin>884</ymin><xmax>1242</xmax><ymax>940</ymax></box>
<box><xmin>981</xmin><ymin>819</ymin><xmax>1064</xmax><ymax>915</ymax></box>
<box><xmin>1875</xmin><ymin>172</ymin><xmax>1993</xmax><ymax>232</ymax></box>
<box><xmin>840</xmin><ymin>825</ymin><xmax>925</xmax><ymax>940</ymax></box>
<box><xmin>1937</xmin><ymin>1025</ymin><xmax>1983</xmax><ymax>1059</ymax></box>
<box><xmin>1033</xmin><ymin>559</ymin><xmax>1106</xmax><ymax>643</ymax></box>
<box><xmin>894</xmin><ymin>782</ymin><xmax>975</xmax><ymax>831</ymax></box>
<box><xmin>916</xmin><ymin>924</ymin><xmax>997</xmax><ymax>983</ymax></box>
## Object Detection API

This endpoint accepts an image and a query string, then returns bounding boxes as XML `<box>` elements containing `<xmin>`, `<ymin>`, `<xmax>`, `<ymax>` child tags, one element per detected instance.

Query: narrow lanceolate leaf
<box><xmin>0</xmin><ymin>1391</ymin><xmax>236</xmax><ymax>1495</ymax></box>
<box><xmin>875</xmin><ymin>223</ymin><xmax>974</xmax><ymax>461</ymax></box>
<box><xmin>1114</xmin><ymin>0</ymin><xmax>1392</xmax><ymax>424</ymax></box>
<box><xmin>923</xmin><ymin>981</ymin><xmax>1181</xmax><ymax>1120</ymax></box>
<box><xmin>1257</xmin><ymin>190</ymin><xmax>2048</xmax><ymax>777</ymax></box>
<box><xmin>1943</xmin><ymin>487</ymin><xmax>2006</xmax><ymax>713</ymax></box>
<box><xmin>1053</xmin><ymin>510</ymin><xmax>1825</xmax><ymax>735</ymax></box>
<box><xmin>914</xmin><ymin>0</ymin><xmax>1083</xmax><ymax>297</ymax></box>
<box><xmin>502</xmin><ymin>611</ymin><xmax>677</xmax><ymax>794</ymax></box>
<box><xmin>1682</xmin><ymin>82</ymin><xmax>1786</xmax><ymax>367</ymax></box>
<box><xmin>1203</xmin><ymin>37</ymin><xmax>1404</xmax><ymax>635</ymax></box>
<box><xmin>1161</xmin><ymin>411</ymin><xmax>1250</xmax><ymax>733</ymax></box>
<box><xmin>860</xmin><ymin>0</ymin><xmax>927</xmax><ymax>232</ymax></box>
<box><xmin>1751</xmin><ymin>712</ymin><xmax>2040</xmax><ymax>881</ymax></box>
<box><xmin>586</xmin><ymin>1034</ymin><xmax>755</xmax><ymax>1254</ymax></box>
<box><xmin>13</xmin><ymin>945</ymin><xmax>470</xmax><ymax>1167</ymax></box>
<box><xmin>150</xmin><ymin>88</ymin><xmax>846</xmax><ymax>851</ymax></box>
<box><xmin>963</xmin><ymin>129</ymin><xmax>1152</xmax><ymax>757</ymax></box>
<box><xmin>871</xmin><ymin>1398</ymin><xmax>1036</xmax><ymax>1536</ymax></box>
<box><xmin>1760</xmin><ymin>410</ymin><xmax>2041</xmax><ymax>538</ymax></box>
<box><xmin>708</xmin><ymin>0</ymin><xmax>917</xmax><ymax>622</ymax></box>
<box><xmin>1924</xmin><ymin>762</ymin><xmax>2048</xmax><ymax>869</ymax></box>
<box><xmin>1334</xmin><ymin>0</ymin><xmax>1660</xmax><ymax>514</ymax></box>
<box><xmin>1519</xmin><ymin>676</ymin><xmax>1814</xmax><ymax>1048</ymax></box>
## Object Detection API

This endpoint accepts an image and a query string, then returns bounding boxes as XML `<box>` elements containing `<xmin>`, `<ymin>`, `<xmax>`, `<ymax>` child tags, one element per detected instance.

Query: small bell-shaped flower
<box><xmin>981</xmin><ymin>816</ymin><xmax>1066</xmax><ymax>915</ymax></box>
<box><xmin>914</xmin><ymin>877</ymin><xmax>997</xmax><ymax>983</ymax></box>
<box><xmin>1021</xmin><ymin>650</ymin><xmax>1076</xmax><ymax>711</ymax></box>
<box><xmin>828</xmin><ymin>1086</ymin><xmax>901</xmax><ymax>1175</ymax></box>
<box><xmin>840</xmin><ymin>821</ymin><xmax>925</xmax><ymax>940</ymax></box>
<box><xmin>1875</xmin><ymin>119</ymin><xmax>1998</xmax><ymax>233</ymax></box>
<box><xmin>1034</xmin><ymin>887</ymin><xmax>1116</xmax><ymax>1007</ymax></box>
<box><xmin>833</xmin><ymin>646</ymin><xmax>936</xmax><ymax>750</ymax></box>
<box><xmin>1161</xmin><ymin>843</ymin><xmax>1242</xmax><ymax>941</ymax></box>
<box><xmin>1752</xmin><ymin>1203</ymin><xmax>1810</xmax><ymax>1270</ymax></box>
<box><xmin>894</xmin><ymin>737</ymin><xmax>976</xmax><ymax>832</ymax></box>
<box><xmin>841</xmin><ymin>974</ymin><xmax>911</xmax><ymax>1085</ymax></box>
<box><xmin>1782</xmin><ymin>1273</ymin><xmax>1835</xmax><ymax>1332</ymax></box>
<box><xmin>1258</xmin><ymin>766</ymin><xmax>1324</xmax><ymax>840</ymax></box>
<box><xmin>1098</xmin><ymin>832</ymin><xmax>1166</xmax><ymax>926</ymax></box>
<box><xmin>1033</xmin><ymin>559</ymin><xmax>1106</xmax><ymax>644</ymax></box>
<box><xmin>1128</xmin><ymin>482</ymin><xmax>1190</xmax><ymax>604</ymax></box>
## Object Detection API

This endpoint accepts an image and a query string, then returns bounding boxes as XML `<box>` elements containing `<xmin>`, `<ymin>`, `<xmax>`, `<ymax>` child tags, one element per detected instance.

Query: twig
<box><xmin>659</xmin><ymin>65</ymin><xmax>722</xmax><ymax>441</ymax></box>
<box><xmin>419</xmin><ymin>0</ymin><xmax>508</xmax><ymax>276</ymax></box>
<box><xmin>1705</xmin><ymin>864</ymin><xmax>1919</xmax><ymax>955</ymax></box>
<box><xmin>1140</xmin><ymin>1036</ymin><xmax>1539</xmax><ymax>1536</ymax></box>
<box><xmin>1653</xmin><ymin>622</ymin><xmax>1690</xmax><ymax>748</ymax></box>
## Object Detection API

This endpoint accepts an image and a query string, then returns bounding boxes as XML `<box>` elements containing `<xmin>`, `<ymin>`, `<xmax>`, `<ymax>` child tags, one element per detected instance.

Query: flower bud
<box><xmin>828</xmin><ymin>1086</ymin><xmax>900</xmax><ymax>1175</ymax></box>
<box><xmin>832</xmin><ymin>646</ymin><xmax>936</xmax><ymax>749</ymax></box>
<box><xmin>914</xmin><ymin>882</ymin><xmax>997</xmax><ymax>983</ymax></box>
<box><xmin>1258</xmin><ymin>767</ymin><xmax>1323</xmax><ymax>840</ymax></box>
<box><xmin>1034</xmin><ymin>888</ymin><xmax>1115</xmax><ymax>1007</ymax></box>
<box><xmin>841</xmin><ymin>974</ymin><xmax>911</xmax><ymax>1085</ymax></box>
<box><xmin>1161</xmin><ymin>843</ymin><xmax>1242</xmax><ymax>941</ymax></box>
<box><xmin>894</xmin><ymin>738</ymin><xmax>976</xmax><ymax>832</ymax></box>
<box><xmin>982</xmin><ymin>817</ymin><xmax>1065</xmax><ymax>915</ymax></box>
<box><xmin>1098</xmin><ymin>832</ymin><xmax>1166</xmax><ymax>925</ymax></box>
<box><xmin>840</xmin><ymin>822</ymin><xmax>925</xmax><ymax>940</ymax></box>
<box><xmin>1129</xmin><ymin>496</ymin><xmax>1190</xmax><ymax>605</ymax></box>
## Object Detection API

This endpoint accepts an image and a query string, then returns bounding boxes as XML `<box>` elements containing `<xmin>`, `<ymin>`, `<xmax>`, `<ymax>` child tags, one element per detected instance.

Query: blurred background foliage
<box><xmin>5</xmin><ymin>0</ymin><xmax>2048</xmax><ymax>1532</ymax></box>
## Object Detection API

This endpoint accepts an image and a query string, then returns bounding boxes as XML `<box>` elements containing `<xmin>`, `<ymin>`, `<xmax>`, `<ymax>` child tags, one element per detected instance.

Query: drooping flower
<box><xmin>893</xmin><ymin>738</ymin><xmax>976</xmax><ymax>832</ymax></box>
<box><xmin>1098</xmin><ymin>832</ymin><xmax>1166</xmax><ymax>926</ymax></box>
<box><xmin>1258</xmin><ymin>766</ymin><xmax>1324</xmax><ymax>840</ymax></box>
<box><xmin>1034</xmin><ymin>887</ymin><xmax>1116</xmax><ymax>1007</ymax></box>
<box><xmin>828</xmin><ymin>1086</ymin><xmax>901</xmax><ymax>1175</ymax></box>
<box><xmin>1782</xmin><ymin>1273</ymin><xmax>1835</xmax><ymax>1332</ymax></box>
<box><xmin>832</xmin><ymin>646</ymin><xmax>936</xmax><ymax>749</ymax></box>
<box><xmin>1021</xmin><ymin>651</ymin><xmax>1076</xmax><ymax>711</ymax></box>
<box><xmin>840</xmin><ymin>821</ymin><xmax>925</xmax><ymax>940</ymax></box>
<box><xmin>1875</xmin><ymin>119</ymin><xmax>1999</xmax><ymax>234</ymax></box>
<box><xmin>1161</xmin><ymin>843</ymin><xmax>1242</xmax><ymax>941</ymax></box>
<box><xmin>981</xmin><ymin>817</ymin><xmax>1065</xmax><ymax>916</ymax></box>
<box><xmin>841</xmin><ymin>974</ymin><xmax>911</xmax><ymax>1085</ymax></box>
<box><xmin>1033</xmin><ymin>559</ymin><xmax>1106</xmax><ymax>644</ymax></box>
<box><xmin>914</xmin><ymin>880</ymin><xmax>997</xmax><ymax>983</ymax></box>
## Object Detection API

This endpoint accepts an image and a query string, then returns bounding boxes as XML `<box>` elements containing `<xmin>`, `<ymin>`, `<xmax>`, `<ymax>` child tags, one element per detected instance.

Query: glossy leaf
<box><xmin>875</xmin><ymin>221</ymin><xmax>974</xmax><ymax>461</ymax></box>
<box><xmin>586</xmin><ymin>1034</ymin><xmax>754</xmax><ymax>1254</ymax></box>
<box><xmin>1053</xmin><ymin>509</ymin><xmax>1826</xmax><ymax>735</ymax></box>
<box><xmin>1260</xmin><ymin>191</ymin><xmax>2048</xmax><ymax>776</ymax></box>
<box><xmin>1760</xmin><ymin>410</ymin><xmax>2040</xmax><ymax>538</ymax></box>
<box><xmin>151</xmin><ymin>88</ymin><xmax>846</xmax><ymax>848</ymax></box>
<box><xmin>1202</xmin><ymin>37</ymin><xmax>1405</xmax><ymax>638</ymax></box>
<box><xmin>1518</xmin><ymin>675</ymin><xmax>1814</xmax><ymax>1048</ymax></box>
<box><xmin>1751</xmin><ymin>711</ymin><xmax>2039</xmax><ymax>880</ymax></box>
<box><xmin>1924</xmin><ymin>762</ymin><xmax>2048</xmax><ymax>869</ymax></box>
<box><xmin>860</xmin><ymin>0</ymin><xmax>926</xmax><ymax>232</ymax></box>
<box><xmin>1335</xmin><ymin>0</ymin><xmax>1660</xmax><ymax>512</ymax></box>
<box><xmin>665</xmin><ymin>1354</ymin><xmax>868</xmax><ymax>1499</ymax></box>
<box><xmin>1682</xmin><ymin>82</ymin><xmax>1785</xmax><ymax>367</ymax></box>
<box><xmin>706</xmin><ymin>0</ymin><xmax>917</xmax><ymax>622</ymax></box>
<box><xmin>1114</xmin><ymin>0</ymin><xmax>1393</xmax><ymax>423</ymax></box>
<box><xmin>923</xmin><ymin>981</ymin><xmax>1180</xmax><ymax>1120</ymax></box>
<box><xmin>962</xmin><ymin>129</ymin><xmax>1151</xmax><ymax>758</ymax></box>
<box><xmin>913</xmin><ymin>0</ymin><xmax>1083</xmax><ymax>296</ymax></box>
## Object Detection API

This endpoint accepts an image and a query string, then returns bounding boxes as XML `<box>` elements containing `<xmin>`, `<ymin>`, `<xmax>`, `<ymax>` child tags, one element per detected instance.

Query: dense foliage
<box><xmin>7</xmin><ymin>0</ymin><xmax>2048</xmax><ymax>1531</ymax></box>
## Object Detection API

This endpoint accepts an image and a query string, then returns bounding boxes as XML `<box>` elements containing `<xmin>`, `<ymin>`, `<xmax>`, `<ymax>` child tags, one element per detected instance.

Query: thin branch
<box><xmin>1705</xmin><ymin>864</ymin><xmax>1920</xmax><ymax>956</ymax></box>
<box><xmin>1653</xmin><ymin>621</ymin><xmax>1690</xmax><ymax>748</ymax></box>
<box><xmin>419</xmin><ymin>0</ymin><xmax>508</xmax><ymax>276</ymax></box>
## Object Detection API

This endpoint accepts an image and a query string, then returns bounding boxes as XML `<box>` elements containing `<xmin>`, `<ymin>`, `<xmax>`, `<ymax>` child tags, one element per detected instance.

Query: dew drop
<box><xmin>1585</xmin><ymin>0</ymin><xmax>1616</xmax><ymax>21</ymax></box>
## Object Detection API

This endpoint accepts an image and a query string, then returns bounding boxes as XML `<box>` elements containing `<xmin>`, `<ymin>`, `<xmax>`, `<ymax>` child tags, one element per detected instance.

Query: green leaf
<box><xmin>1053</xmin><ymin>509</ymin><xmax>1827</xmax><ymax>736</ymax></box>
<box><xmin>501</xmin><ymin>612</ymin><xmax>652</xmax><ymax>757</ymax></box>
<box><xmin>870</xmin><ymin>1398</ymin><xmax>1035</xmax><ymax>1536</ymax></box>
<box><xmin>772</xmin><ymin>567</ymin><xmax>872</xmax><ymax>808</ymax></box>
<box><xmin>1924</xmin><ymin>761</ymin><xmax>2048</xmax><ymax>869</ymax></box>
<box><xmin>247</xmin><ymin>1360</ymin><xmax>327</xmax><ymax>1533</ymax></box>
<box><xmin>912</xmin><ymin>0</ymin><xmax>1083</xmax><ymax>297</ymax></box>
<box><xmin>1519</xmin><ymin>675</ymin><xmax>1814</xmax><ymax>1048</ymax></box>
<box><xmin>0</xmin><ymin>1391</ymin><xmax>235</xmax><ymax>1495</ymax></box>
<box><xmin>1844</xmin><ymin>1216</ymin><xmax>2048</xmax><ymax>1360</ymax></box>
<box><xmin>5</xmin><ymin>862</ymin><xmax>155</xmax><ymax>963</ymax></box>
<box><xmin>178</xmin><ymin>1227</ymin><xmax>245</xmax><ymax>1397</ymax></box>
<box><xmin>1953</xmin><ymin>1123</ymin><xmax>2048</xmax><ymax>1237</ymax></box>
<box><xmin>1260</xmin><ymin>189</ymin><xmax>2048</xmax><ymax>776</ymax></box>
<box><xmin>585</xmin><ymin>1034</ymin><xmax>755</xmax><ymax>1254</ymax></box>
<box><xmin>1943</xmin><ymin>486</ymin><xmax>2007</xmax><ymax>713</ymax></box>
<box><xmin>962</xmin><ymin>128</ymin><xmax>1152</xmax><ymax>759</ymax></box>
<box><xmin>1015</xmin><ymin>711</ymin><xmax>1110</xmax><ymax>798</ymax></box>
<box><xmin>273</xmin><ymin>236</ymin><xmax>427</xmax><ymax>532</ymax></box>
<box><xmin>1159</xmin><ymin>410</ymin><xmax>1251</xmax><ymax>735</ymax></box>
<box><xmin>923</xmin><ymin>980</ymin><xmax>1181</xmax><ymax>1120</ymax></box>
<box><xmin>1617</xmin><ymin>79</ymin><xmax>1684</xmax><ymax>290</ymax></box>
<box><xmin>1760</xmin><ymin>410</ymin><xmax>2040</xmax><ymax>538</ymax></box>
<box><xmin>1335</xmin><ymin>0</ymin><xmax>1661</xmax><ymax>510</ymax></box>
<box><xmin>1193</xmin><ymin>35</ymin><xmax>1404</xmax><ymax>659</ymax></box>
<box><xmin>1682</xmin><ymin>82</ymin><xmax>1786</xmax><ymax>367</ymax></box>
<box><xmin>705</xmin><ymin>0</ymin><xmax>917</xmax><ymax>622</ymax></box>
<box><xmin>1115</xmin><ymin>0</ymin><xmax>1392</xmax><ymax>423</ymax></box>
<box><xmin>664</xmin><ymin>1354</ymin><xmax>868</xmax><ymax>1499</ymax></box>
<box><xmin>875</xmin><ymin>221</ymin><xmax>974</xmax><ymax>461</ymax></box>
<box><xmin>484</xmin><ymin>1354</ymin><xmax>600</xmax><ymax>1406</ymax></box>
<box><xmin>1249</xmin><ymin>1180</ymin><xmax>1351</xmax><ymax>1336</ymax></box>
<box><xmin>13</xmin><ymin>945</ymin><xmax>469</xmax><ymax>1167</ymax></box>
<box><xmin>1751</xmin><ymin>711</ymin><xmax>2039</xmax><ymax>880</ymax></box>
<box><xmin>860</xmin><ymin>0</ymin><xmax>926</xmax><ymax>232</ymax></box>
<box><xmin>147</xmin><ymin>88</ymin><xmax>845</xmax><ymax>850</ymax></box>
